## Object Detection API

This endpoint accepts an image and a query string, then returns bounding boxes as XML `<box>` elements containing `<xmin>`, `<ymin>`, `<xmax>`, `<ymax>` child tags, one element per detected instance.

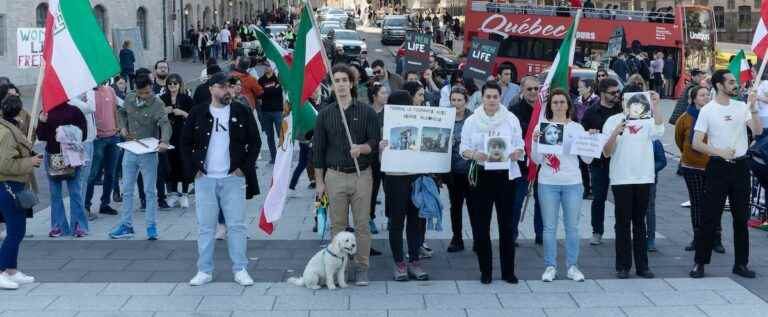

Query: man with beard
<box><xmin>580</xmin><ymin>78</ymin><xmax>622</xmax><ymax>246</ymax></box>
<box><xmin>690</xmin><ymin>69</ymin><xmax>762</xmax><ymax>279</ymax></box>
<box><xmin>508</xmin><ymin>76</ymin><xmax>543</xmax><ymax>245</ymax></box>
<box><xmin>109</xmin><ymin>75</ymin><xmax>172</xmax><ymax>240</ymax></box>
<box><xmin>371</xmin><ymin>59</ymin><xmax>403</xmax><ymax>92</ymax></box>
<box><xmin>152</xmin><ymin>61</ymin><xmax>171</xmax><ymax>95</ymax></box>
<box><xmin>183</xmin><ymin>72</ymin><xmax>261</xmax><ymax>286</ymax></box>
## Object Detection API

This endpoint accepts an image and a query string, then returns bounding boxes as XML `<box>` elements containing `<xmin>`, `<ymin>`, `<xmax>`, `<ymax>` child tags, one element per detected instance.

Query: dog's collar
<box><xmin>324</xmin><ymin>247</ymin><xmax>343</xmax><ymax>259</ymax></box>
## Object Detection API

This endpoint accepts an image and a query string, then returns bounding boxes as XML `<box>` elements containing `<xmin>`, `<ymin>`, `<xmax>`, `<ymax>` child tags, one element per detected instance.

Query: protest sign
<box><xmin>570</xmin><ymin>131</ymin><xmax>609</xmax><ymax>158</ymax></box>
<box><xmin>623</xmin><ymin>92</ymin><xmax>653</xmax><ymax>120</ymax></box>
<box><xmin>402</xmin><ymin>31</ymin><xmax>431</xmax><ymax>73</ymax></box>
<box><xmin>382</xmin><ymin>105</ymin><xmax>456</xmax><ymax>173</ymax></box>
<box><xmin>484</xmin><ymin>135</ymin><xmax>512</xmax><ymax>170</ymax></box>
<box><xmin>537</xmin><ymin>122</ymin><xmax>565</xmax><ymax>154</ymax></box>
<box><xmin>17</xmin><ymin>28</ymin><xmax>45</xmax><ymax>69</ymax></box>
<box><xmin>464</xmin><ymin>38</ymin><xmax>500</xmax><ymax>81</ymax></box>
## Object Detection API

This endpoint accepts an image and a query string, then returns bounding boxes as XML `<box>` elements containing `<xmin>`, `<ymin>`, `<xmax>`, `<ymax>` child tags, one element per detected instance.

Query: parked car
<box><xmin>381</xmin><ymin>15</ymin><xmax>410</xmax><ymax>45</ymax></box>
<box><xmin>333</xmin><ymin>29</ymin><xmax>367</xmax><ymax>58</ymax></box>
<box><xmin>319</xmin><ymin>8</ymin><xmax>348</xmax><ymax>25</ymax></box>
<box><xmin>320</xmin><ymin>25</ymin><xmax>341</xmax><ymax>40</ymax></box>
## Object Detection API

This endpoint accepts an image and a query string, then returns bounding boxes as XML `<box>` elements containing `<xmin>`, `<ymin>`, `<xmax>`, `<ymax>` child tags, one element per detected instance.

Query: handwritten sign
<box><xmin>403</xmin><ymin>31</ymin><xmax>432</xmax><ymax>73</ymax></box>
<box><xmin>570</xmin><ymin>132</ymin><xmax>609</xmax><ymax>158</ymax></box>
<box><xmin>381</xmin><ymin>105</ymin><xmax>456</xmax><ymax>173</ymax></box>
<box><xmin>464</xmin><ymin>37</ymin><xmax>500</xmax><ymax>81</ymax></box>
<box><xmin>17</xmin><ymin>28</ymin><xmax>45</xmax><ymax>69</ymax></box>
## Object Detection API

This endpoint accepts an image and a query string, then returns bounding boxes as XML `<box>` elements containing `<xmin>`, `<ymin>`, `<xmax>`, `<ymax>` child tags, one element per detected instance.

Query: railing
<box><xmin>470</xmin><ymin>1</ymin><xmax>675</xmax><ymax>23</ymax></box>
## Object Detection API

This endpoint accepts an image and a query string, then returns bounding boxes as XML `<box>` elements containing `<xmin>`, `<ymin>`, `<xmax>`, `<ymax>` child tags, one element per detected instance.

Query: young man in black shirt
<box><xmin>313</xmin><ymin>64</ymin><xmax>381</xmax><ymax>286</ymax></box>
<box><xmin>257</xmin><ymin>63</ymin><xmax>284</xmax><ymax>164</ymax></box>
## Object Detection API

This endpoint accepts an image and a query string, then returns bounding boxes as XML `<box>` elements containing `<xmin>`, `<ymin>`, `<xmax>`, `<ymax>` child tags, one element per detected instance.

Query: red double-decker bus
<box><xmin>463</xmin><ymin>1</ymin><xmax>717</xmax><ymax>96</ymax></box>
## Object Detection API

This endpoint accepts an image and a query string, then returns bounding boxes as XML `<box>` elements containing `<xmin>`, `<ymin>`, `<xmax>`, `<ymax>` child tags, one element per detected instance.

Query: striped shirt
<box><xmin>313</xmin><ymin>100</ymin><xmax>381</xmax><ymax>170</ymax></box>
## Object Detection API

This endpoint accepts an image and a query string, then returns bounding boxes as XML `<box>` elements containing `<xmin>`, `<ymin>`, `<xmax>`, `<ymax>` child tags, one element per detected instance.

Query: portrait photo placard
<box><xmin>622</xmin><ymin>92</ymin><xmax>653</xmax><ymax>120</ymax></box>
<box><xmin>537</xmin><ymin>122</ymin><xmax>565</xmax><ymax>154</ymax></box>
<box><xmin>484</xmin><ymin>135</ymin><xmax>512</xmax><ymax>170</ymax></box>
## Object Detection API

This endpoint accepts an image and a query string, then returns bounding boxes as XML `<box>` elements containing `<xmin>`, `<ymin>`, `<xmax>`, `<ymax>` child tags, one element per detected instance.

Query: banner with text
<box><xmin>403</xmin><ymin>31</ymin><xmax>432</xmax><ymax>73</ymax></box>
<box><xmin>464</xmin><ymin>37</ymin><xmax>500</xmax><ymax>81</ymax></box>
<box><xmin>382</xmin><ymin>105</ymin><xmax>456</xmax><ymax>173</ymax></box>
<box><xmin>16</xmin><ymin>28</ymin><xmax>45</xmax><ymax>69</ymax></box>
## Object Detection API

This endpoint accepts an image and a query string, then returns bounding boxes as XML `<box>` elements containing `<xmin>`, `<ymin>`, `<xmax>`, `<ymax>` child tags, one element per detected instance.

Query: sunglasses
<box><xmin>526</xmin><ymin>87</ymin><xmax>540</xmax><ymax>91</ymax></box>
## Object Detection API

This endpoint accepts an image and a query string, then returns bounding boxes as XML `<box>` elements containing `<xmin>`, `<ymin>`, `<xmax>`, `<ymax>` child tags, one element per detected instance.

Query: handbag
<box><xmin>48</xmin><ymin>153</ymin><xmax>76</xmax><ymax>180</ymax></box>
<box><xmin>653</xmin><ymin>140</ymin><xmax>667</xmax><ymax>173</ymax></box>
<box><xmin>4</xmin><ymin>183</ymin><xmax>38</xmax><ymax>210</ymax></box>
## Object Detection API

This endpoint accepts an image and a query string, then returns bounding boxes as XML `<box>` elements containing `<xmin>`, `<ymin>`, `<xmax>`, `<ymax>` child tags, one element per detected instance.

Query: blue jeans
<box><xmin>79</xmin><ymin>142</ymin><xmax>93</xmax><ymax>207</ymax></box>
<box><xmin>119</xmin><ymin>152</ymin><xmax>158</xmax><ymax>227</ymax></box>
<box><xmin>538</xmin><ymin>183</ymin><xmax>583</xmax><ymax>268</ymax></box>
<box><xmin>46</xmin><ymin>155</ymin><xmax>88</xmax><ymax>234</ymax></box>
<box><xmin>289</xmin><ymin>143</ymin><xmax>312</xmax><ymax>189</ymax></box>
<box><xmin>212</xmin><ymin>43</ymin><xmax>220</xmax><ymax>60</ymax></box>
<box><xmin>511</xmin><ymin>176</ymin><xmax>542</xmax><ymax>240</ymax></box>
<box><xmin>259</xmin><ymin>111</ymin><xmax>283</xmax><ymax>162</ymax></box>
<box><xmin>85</xmin><ymin>136</ymin><xmax>120</xmax><ymax>209</ymax></box>
<box><xmin>0</xmin><ymin>181</ymin><xmax>26</xmax><ymax>270</ymax></box>
<box><xmin>590</xmin><ymin>164</ymin><xmax>610</xmax><ymax>235</ymax></box>
<box><xmin>195</xmin><ymin>175</ymin><xmax>248</xmax><ymax>273</ymax></box>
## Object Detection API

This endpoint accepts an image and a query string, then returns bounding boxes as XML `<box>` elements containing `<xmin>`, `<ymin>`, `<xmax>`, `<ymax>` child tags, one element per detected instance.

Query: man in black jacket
<box><xmin>181</xmin><ymin>72</ymin><xmax>261</xmax><ymax>286</ymax></box>
<box><xmin>508</xmin><ymin>76</ymin><xmax>543</xmax><ymax>244</ymax></box>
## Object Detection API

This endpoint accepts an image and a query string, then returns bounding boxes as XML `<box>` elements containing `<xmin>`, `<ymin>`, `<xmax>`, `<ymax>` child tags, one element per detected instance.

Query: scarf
<box><xmin>474</xmin><ymin>106</ymin><xmax>511</xmax><ymax>132</ymax></box>
<box><xmin>686</xmin><ymin>104</ymin><xmax>700</xmax><ymax>142</ymax></box>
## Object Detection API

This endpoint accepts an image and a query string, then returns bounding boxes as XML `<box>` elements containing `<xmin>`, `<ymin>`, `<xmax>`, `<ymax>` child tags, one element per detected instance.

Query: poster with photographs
<box><xmin>622</xmin><ymin>92</ymin><xmax>653</xmax><ymax>120</ymax></box>
<box><xmin>484</xmin><ymin>135</ymin><xmax>512</xmax><ymax>170</ymax></box>
<box><xmin>382</xmin><ymin>105</ymin><xmax>456</xmax><ymax>173</ymax></box>
<box><xmin>537</xmin><ymin>122</ymin><xmax>565</xmax><ymax>154</ymax></box>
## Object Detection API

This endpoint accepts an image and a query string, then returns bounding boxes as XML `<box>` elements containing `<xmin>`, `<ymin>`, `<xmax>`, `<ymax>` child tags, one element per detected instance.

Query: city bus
<box><xmin>463</xmin><ymin>1</ymin><xmax>717</xmax><ymax>97</ymax></box>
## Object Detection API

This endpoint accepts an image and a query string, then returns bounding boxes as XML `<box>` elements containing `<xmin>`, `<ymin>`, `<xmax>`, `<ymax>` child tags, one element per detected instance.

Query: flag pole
<box><xmin>304</xmin><ymin>0</ymin><xmax>360</xmax><ymax>176</ymax></box>
<box><xmin>754</xmin><ymin>47</ymin><xmax>768</xmax><ymax>91</ymax></box>
<box><xmin>27</xmin><ymin>59</ymin><xmax>46</xmax><ymax>141</ymax></box>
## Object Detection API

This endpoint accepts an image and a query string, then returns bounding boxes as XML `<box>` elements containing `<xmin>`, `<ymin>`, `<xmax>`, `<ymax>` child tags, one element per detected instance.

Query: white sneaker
<box><xmin>234</xmin><ymin>269</ymin><xmax>254</xmax><ymax>286</ymax></box>
<box><xmin>590</xmin><ymin>234</ymin><xmax>603</xmax><ymax>245</ymax></box>
<box><xmin>542</xmin><ymin>266</ymin><xmax>557</xmax><ymax>282</ymax></box>
<box><xmin>0</xmin><ymin>229</ymin><xmax>6</xmax><ymax>240</ymax></box>
<box><xmin>681</xmin><ymin>201</ymin><xmax>691</xmax><ymax>208</ymax></box>
<box><xmin>567</xmin><ymin>266</ymin><xmax>585</xmax><ymax>282</ymax></box>
<box><xmin>215</xmin><ymin>224</ymin><xmax>227</xmax><ymax>240</ymax></box>
<box><xmin>166</xmin><ymin>193</ymin><xmax>179</xmax><ymax>208</ymax></box>
<box><xmin>189</xmin><ymin>272</ymin><xmax>213</xmax><ymax>286</ymax></box>
<box><xmin>0</xmin><ymin>274</ymin><xmax>19</xmax><ymax>290</ymax></box>
<box><xmin>2</xmin><ymin>271</ymin><xmax>34</xmax><ymax>284</ymax></box>
<box><xmin>179</xmin><ymin>194</ymin><xmax>190</xmax><ymax>209</ymax></box>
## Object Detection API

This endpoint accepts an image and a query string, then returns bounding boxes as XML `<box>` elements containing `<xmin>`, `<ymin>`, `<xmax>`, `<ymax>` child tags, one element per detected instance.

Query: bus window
<box><xmin>492</xmin><ymin>34</ymin><xmax>562</xmax><ymax>61</ymax></box>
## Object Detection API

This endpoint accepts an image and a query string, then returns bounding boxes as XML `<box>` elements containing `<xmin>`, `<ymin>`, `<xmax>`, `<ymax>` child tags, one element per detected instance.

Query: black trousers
<box><xmin>682</xmin><ymin>167</ymin><xmax>722</xmax><ymax>241</ymax></box>
<box><xmin>695</xmin><ymin>158</ymin><xmax>751</xmax><ymax>266</ymax></box>
<box><xmin>590</xmin><ymin>164</ymin><xmax>610</xmax><ymax>235</ymax></box>
<box><xmin>384</xmin><ymin>174</ymin><xmax>422</xmax><ymax>263</ymax></box>
<box><xmin>447</xmin><ymin>172</ymin><xmax>471</xmax><ymax>241</ymax></box>
<box><xmin>612</xmin><ymin>183</ymin><xmax>650</xmax><ymax>272</ymax></box>
<box><xmin>370</xmin><ymin>161</ymin><xmax>383</xmax><ymax>219</ymax></box>
<box><xmin>579</xmin><ymin>160</ymin><xmax>591</xmax><ymax>195</ymax></box>
<box><xmin>469</xmin><ymin>168</ymin><xmax>517</xmax><ymax>279</ymax></box>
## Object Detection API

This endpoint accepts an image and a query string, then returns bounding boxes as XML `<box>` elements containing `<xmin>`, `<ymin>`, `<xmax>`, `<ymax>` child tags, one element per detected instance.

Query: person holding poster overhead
<box><xmin>531</xmin><ymin>89</ymin><xmax>593</xmax><ymax>282</ymax></box>
<box><xmin>602</xmin><ymin>89</ymin><xmax>664</xmax><ymax>280</ymax></box>
<box><xmin>460</xmin><ymin>81</ymin><xmax>524</xmax><ymax>284</ymax></box>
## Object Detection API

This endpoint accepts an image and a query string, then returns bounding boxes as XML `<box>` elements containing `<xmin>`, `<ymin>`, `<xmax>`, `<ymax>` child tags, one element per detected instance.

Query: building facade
<box><xmin>0</xmin><ymin>0</ymin><xmax>275</xmax><ymax>86</ymax></box>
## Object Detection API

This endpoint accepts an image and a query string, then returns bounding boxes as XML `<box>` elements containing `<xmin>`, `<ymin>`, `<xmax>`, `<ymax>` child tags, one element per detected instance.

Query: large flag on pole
<box><xmin>752</xmin><ymin>0</ymin><xmax>768</xmax><ymax>59</ymax></box>
<box><xmin>42</xmin><ymin>0</ymin><xmax>120</xmax><ymax>112</ymax></box>
<box><xmin>524</xmin><ymin>10</ymin><xmax>581</xmax><ymax>181</ymax></box>
<box><xmin>727</xmin><ymin>50</ymin><xmax>754</xmax><ymax>87</ymax></box>
<box><xmin>256</xmin><ymin>2</ymin><xmax>326</xmax><ymax>235</ymax></box>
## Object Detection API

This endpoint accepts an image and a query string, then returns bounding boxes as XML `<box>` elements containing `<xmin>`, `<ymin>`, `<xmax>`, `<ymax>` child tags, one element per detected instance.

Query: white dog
<box><xmin>287</xmin><ymin>231</ymin><xmax>357</xmax><ymax>290</ymax></box>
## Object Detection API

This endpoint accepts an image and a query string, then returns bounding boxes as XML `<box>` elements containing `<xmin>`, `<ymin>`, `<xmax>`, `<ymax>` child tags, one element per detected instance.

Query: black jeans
<box><xmin>469</xmin><ymin>168</ymin><xmax>517</xmax><ymax>279</ymax></box>
<box><xmin>579</xmin><ymin>160</ymin><xmax>591</xmax><ymax>195</ymax></box>
<box><xmin>612</xmin><ymin>184</ymin><xmax>650</xmax><ymax>272</ymax></box>
<box><xmin>384</xmin><ymin>174</ymin><xmax>422</xmax><ymax>263</ymax></box>
<box><xmin>289</xmin><ymin>143</ymin><xmax>312</xmax><ymax>189</ymax></box>
<box><xmin>370</xmin><ymin>161</ymin><xmax>383</xmax><ymax>219</ymax></box>
<box><xmin>447</xmin><ymin>172</ymin><xmax>471</xmax><ymax>241</ymax></box>
<box><xmin>682</xmin><ymin>167</ymin><xmax>722</xmax><ymax>240</ymax></box>
<box><xmin>695</xmin><ymin>158</ymin><xmax>751</xmax><ymax>266</ymax></box>
<box><xmin>590</xmin><ymin>164</ymin><xmax>610</xmax><ymax>235</ymax></box>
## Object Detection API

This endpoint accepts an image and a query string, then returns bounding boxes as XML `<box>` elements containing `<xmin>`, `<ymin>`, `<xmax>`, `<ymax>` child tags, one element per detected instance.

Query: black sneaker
<box><xmin>99</xmin><ymin>205</ymin><xmax>119</xmax><ymax>215</ymax></box>
<box><xmin>636</xmin><ymin>270</ymin><xmax>655</xmax><ymax>279</ymax></box>
<box><xmin>733</xmin><ymin>265</ymin><xmax>756</xmax><ymax>278</ymax></box>
<box><xmin>713</xmin><ymin>241</ymin><xmax>726</xmax><ymax>254</ymax></box>
<box><xmin>689</xmin><ymin>264</ymin><xmax>705</xmax><ymax>278</ymax></box>
<box><xmin>616</xmin><ymin>270</ymin><xmax>630</xmax><ymax>279</ymax></box>
<box><xmin>446</xmin><ymin>238</ymin><xmax>464</xmax><ymax>253</ymax></box>
<box><xmin>158</xmin><ymin>201</ymin><xmax>171</xmax><ymax>210</ymax></box>
<box><xmin>370</xmin><ymin>248</ymin><xmax>382</xmax><ymax>256</ymax></box>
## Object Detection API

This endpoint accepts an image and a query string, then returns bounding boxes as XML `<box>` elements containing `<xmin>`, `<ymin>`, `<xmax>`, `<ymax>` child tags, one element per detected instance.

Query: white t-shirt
<box><xmin>603</xmin><ymin>114</ymin><xmax>664</xmax><ymax>185</ymax></box>
<box><xmin>532</xmin><ymin>121</ymin><xmax>587</xmax><ymax>185</ymax></box>
<box><xmin>218</xmin><ymin>29</ymin><xmax>231</xmax><ymax>43</ymax></box>
<box><xmin>756</xmin><ymin>80</ymin><xmax>768</xmax><ymax>125</ymax></box>
<box><xmin>694</xmin><ymin>98</ymin><xmax>752</xmax><ymax>158</ymax></box>
<box><xmin>205</xmin><ymin>105</ymin><xmax>231</xmax><ymax>178</ymax></box>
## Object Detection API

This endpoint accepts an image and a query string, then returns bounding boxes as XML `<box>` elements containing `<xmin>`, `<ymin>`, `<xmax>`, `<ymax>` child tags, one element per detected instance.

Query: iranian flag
<box><xmin>752</xmin><ymin>0</ymin><xmax>768</xmax><ymax>59</ymax></box>
<box><xmin>42</xmin><ymin>0</ymin><xmax>120</xmax><ymax>112</ymax></box>
<box><xmin>257</xmin><ymin>2</ymin><xmax>327</xmax><ymax>235</ymax></box>
<box><xmin>727</xmin><ymin>50</ymin><xmax>753</xmax><ymax>87</ymax></box>
<box><xmin>524</xmin><ymin>11</ymin><xmax>581</xmax><ymax>181</ymax></box>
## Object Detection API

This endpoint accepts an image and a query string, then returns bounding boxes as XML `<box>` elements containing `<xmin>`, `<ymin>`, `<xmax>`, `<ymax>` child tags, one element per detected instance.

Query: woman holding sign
<box><xmin>460</xmin><ymin>81</ymin><xmax>525</xmax><ymax>284</ymax></box>
<box><xmin>531</xmin><ymin>89</ymin><xmax>593</xmax><ymax>282</ymax></box>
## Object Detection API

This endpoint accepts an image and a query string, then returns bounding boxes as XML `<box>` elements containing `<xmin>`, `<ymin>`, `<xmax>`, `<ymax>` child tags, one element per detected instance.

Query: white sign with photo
<box><xmin>484</xmin><ymin>135</ymin><xmax>512</xmax><ymax>170</ymax></box>
<box><xmin>622</xmin><ymin>92</ymin><xmax>653</xmax><ymax>120</ymax></box>
<box><xmin>381</xmin><ymin>105</ymin><xmax>456</xmax><ymax>173</ymax></box>
<box><xmin>16</xmin><ymin>28</ymin><xmax>44</xmax><ymax>69</ymax></box>
<box><xmin>570</xmin><ymin>131</ymin><xmax>609</xmax><ymax>158</ymax></box>
<box><xmin>537</xmin><ymin>122</ymin><xmax>565</xmax><ymax>154</ymax></box>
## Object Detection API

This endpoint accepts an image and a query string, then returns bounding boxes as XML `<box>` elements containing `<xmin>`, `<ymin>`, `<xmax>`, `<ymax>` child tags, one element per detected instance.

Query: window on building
<box><xmin>714</xmin><ymin>6</ymin><xmax>725</xmax><ymax>29</ymax></box>
<box><xmin>137</xmin><ymin>7</ymin><xmax>148</xmax><ymax>49</ymax></box>
<box><xmin>93</xmin><ymin>5</ymin><xmax>107</xmax><ymax>34</ymax></box>
<box><xmin>0</xmin><ymin>15</ymin><xmax>5</xmax><ymax>57</ymax></box>
<box><xmin>728</xmin><ymin>0</ymin><xmax>736</xmax><ymax>9</ymax></box>
<box><xmin>739</xmin><ymin>5</ymin><xmax>752</xmax><ymax>29</ymax></box>
<box><xmin>36</xmin><ymin>3</ymin><xmax>49</xmax><ymax>28</ymax></box>
<box><xmin>757</xmin><ymin>0</ymin><xmax>762</xmax><ymax>8</ymax></box>
<box><xmin>646</xmin><ymin>1</ymin><xmax>657</xmax><ymax>10</ymax></box>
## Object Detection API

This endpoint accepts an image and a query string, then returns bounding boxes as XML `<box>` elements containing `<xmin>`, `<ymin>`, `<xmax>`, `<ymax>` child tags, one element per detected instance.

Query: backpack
<box><xmin>748</xmin><ymin>135</ymin><xmax>768</xmax><ymax>186</ymax></box>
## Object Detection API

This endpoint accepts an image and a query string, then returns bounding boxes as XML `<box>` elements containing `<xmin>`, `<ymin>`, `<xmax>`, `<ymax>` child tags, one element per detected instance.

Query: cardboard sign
<box><xmin>570</xmin><ymin>131</ymin><xmax>609</xmax><ymax>158</ymax></box>
<box><xmin>464</xmin><ymin>37</ymin><xmax>500</xmax><ymax>81</ymax></box>
<box><xmin>16</xmin><ymin>28</ymin><xmax>45</xmax><ymax>69</ymax></box>
<box><xmin>381</xmin><ymin>105</ymin><xmax>456</xmax><ymax>173</ymax></box>
<box><xmin>403</xmin><ymin>31</ymin><xmax>431</xmax><ymax>73</ymax></box>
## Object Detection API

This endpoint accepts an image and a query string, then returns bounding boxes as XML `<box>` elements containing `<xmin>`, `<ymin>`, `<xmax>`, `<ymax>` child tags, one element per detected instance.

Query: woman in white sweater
<box><xmin>531</xmin><ymin>89</ymin><xmax>593</xmax><ymax>282</ymax></box>
<box><xmin>459</xmin><ymin>81</ymin><xmax>525</xmax><ymax>284</ymax></box>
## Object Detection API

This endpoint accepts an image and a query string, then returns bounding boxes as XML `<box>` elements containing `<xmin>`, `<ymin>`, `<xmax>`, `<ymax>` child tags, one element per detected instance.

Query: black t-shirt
<box><xmin>258</xmin><ymin>74</ymin><xmax>284</xmax><ymax>112</ymax></box>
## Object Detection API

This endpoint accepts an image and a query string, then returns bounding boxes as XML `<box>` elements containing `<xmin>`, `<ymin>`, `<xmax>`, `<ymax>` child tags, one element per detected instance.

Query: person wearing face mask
<box><xmin>508</xmin><ymin>76</ymin><xmax>543</xmax><ymax>245</ymax></box>
<box><xmin>580</xmin><ymin>78</ymin><xmax>622</xmax><ymax>246</ymax></box>
<box><xmin>109</xmin><ymin>75</ymin><xmax>172</xmax><ymax>240</ymax></box>
<box><xmin>182</xmin><ymin>72</ymin><xmax>261</xmax><ymax>286</ymax></box>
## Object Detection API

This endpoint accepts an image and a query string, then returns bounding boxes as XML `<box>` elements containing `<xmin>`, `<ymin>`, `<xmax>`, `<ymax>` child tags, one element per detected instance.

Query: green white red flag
<box><xmin>727</xmin><ymin>50</ymin><xmax>753</xmax><ymax>87</ymax></box>
<box><xmin>42</xmin><ymin>0</ymin><xmax>120</xmax><ymax>112</ymax></box>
